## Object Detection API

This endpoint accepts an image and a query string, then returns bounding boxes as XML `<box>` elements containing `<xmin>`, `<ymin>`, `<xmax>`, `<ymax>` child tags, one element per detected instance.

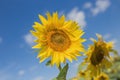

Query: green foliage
<box><xmin>46</xmin><ymin>60</ymin><xmax>51</xmax><ymax>66</ymax></box>
<box><xmin>56</xmin><ymin>63</ymin><xmax>69</xmax><ymax>80</ymax></box>
<box><xmin>110</xmin><ymin>49</ymin><xmax>118</xmax><ymax>55</ymax></box>
<box><xmin>105</xmin><ymin>55</ymin><xmax>120</xmax><ymax>80</ymax></box>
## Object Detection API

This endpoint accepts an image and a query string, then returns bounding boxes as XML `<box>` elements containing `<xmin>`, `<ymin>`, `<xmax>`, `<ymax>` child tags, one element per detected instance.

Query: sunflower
<box><xmin>94</xmin><ymin>73</ymin><xmax>109</xmax><ymax>80</ymax></box>
<box><xmin>71</xmin><ymin>77</ymin><xmax>78</xmax><ymax>80</ymax></box>
<box><xmin>78</xmin><ymin>71</ymin><xmax>86</xmax><ymax>77</ymax></box>
<box><xmin>77</xmin><ymin>70</ymin><xmax>93</xmax><ymax>80</ymax></box>
<box><xmin>85</xmin><ymin>34</ymin><xmax>114</xmax><ymax>76</ymax></box>
<box><xmin>30</xmin><ymin>12</ymin><xmax>85</xmax><ymax>67</ymax></box>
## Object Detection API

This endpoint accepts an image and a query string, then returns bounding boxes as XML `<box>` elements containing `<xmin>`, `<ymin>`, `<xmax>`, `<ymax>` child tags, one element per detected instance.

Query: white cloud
<box><xmin>33</xmin><ymin>76</ymin><xmax>43</xmax><ymax>80</ymax></box>
<box><xmin>83</xmin><ymin>2</ymin><xmax>92</xmax><ymax>9</ymax></box>
<box><xmin>0</xmin><ymin>37</ymin><xmax>3</xmax><ymax>43</ymax></box>
<box><xmin>110</xmin><ymin>39</ymin><xmax>120</xmax><ymax>55</ymax></box>
<box><xmin>24</xmin><ymin>33</ymin><xmax>35</xmax><ymax>46</ymax></box>
<box><xmin>111</xmin><ymin>39</ymin><xmax>117</xmax><ymax>45</ymax></box>
<box><xmin>0</xmin><ymin>63</ymin><xmax>16</xmax><ymax>80</ymax></box>
<box><xmin>18</xmin><ymin>70</ymin><xmax>25</xmax><ymax>76</ymax></box>
<box><xmin>73</xmin><ymin>62</ymin><xmax>79</xmax><ymax>69</ymax></box>
<box><xmin>91</xmin><ymin>0</ymin><xmax>111</xmax><ymax>16</ymax></box>
<box><xmin>67</xmin><ymin>62</ymin><xmax>80</xmax><ymax>79</ymax></box>
<box><xmin>29</xmin><ymin>66</ymin><xmax>39</xmax><ymax>72</ymax></box>
<box><xmin>103</xmin><ymin>33</ymin><xmax>111</xmax><ymax>40</ymax></box>
<box><xmin>0</xmin><ymin>74</ymin><xmax>11</xmax><ymax>80</ymax></box>
<box><xmin>67</xmin><ymin>7</ymin><xmax>86</xmax><ymax>29</ymax></box>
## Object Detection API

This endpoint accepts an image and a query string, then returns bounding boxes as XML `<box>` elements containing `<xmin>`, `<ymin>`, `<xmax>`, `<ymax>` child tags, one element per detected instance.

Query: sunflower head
<box><xmin>94</xmin><ymin>73</ymin><xmax>109</xmax><ymax>80</ymax></box>
<box><xmin>78</xmin><ymin>71</ymin><xmax>86</xmax><ymax>77</ymax></box>
<box><xmin>90</xmin><ymin>42</ymin><xmax>105</xmax><ymax>65</ymax></box>
<box><xmin>71</xmin><ymin>77</ymin><xmax>78</xmax><ymax>80</ymax></box>
<box><xmin>76</xmin><ymin>70</ymin><xmax>93</xmax><ymax>80</ymax></box>
<box><xmin>30</xmin><ymin>12</ymin><xmax>86</xmax><ymax>67</ymax></box>
<box><xmin>86</xmin><ymin>34</ymin><xmax>114</xmax><ymax>76</ymax></box>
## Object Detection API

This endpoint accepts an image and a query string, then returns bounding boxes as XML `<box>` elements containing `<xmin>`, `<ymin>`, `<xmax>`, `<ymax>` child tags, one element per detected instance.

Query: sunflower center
<box><xmin>99</xmin><ymin>76</ymin><xmax>107</xmax><ymax>80</ymax></box>
<box><xmin>90</xmin><ymin>46</ymin><xmax>104</xmax><ymax>66</ymax></box>
<box><xmin>51</xmin><ymin>33</ymin><xmax>65</xmax><ymax>45</ymax></box>
<box><xmin>79</xmin><ymin>72</ymin><xmax>85</xmax><ymax>76</ymax></box>
<box><xmin>47</xmin><ymin>30</ymin><xmax>71</xmax><ymax>52</ymax></box>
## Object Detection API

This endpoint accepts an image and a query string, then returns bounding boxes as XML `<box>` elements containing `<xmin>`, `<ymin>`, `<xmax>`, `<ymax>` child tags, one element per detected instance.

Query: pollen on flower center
<box><xmin>51</xmin><ymin>33</ymin><xmax>65</xmax><ymax>45</ymax></box>
<box><xmin>47</xmin><ymin>30</ymin><xmax>71</xmax><ymax>52</ymax></box>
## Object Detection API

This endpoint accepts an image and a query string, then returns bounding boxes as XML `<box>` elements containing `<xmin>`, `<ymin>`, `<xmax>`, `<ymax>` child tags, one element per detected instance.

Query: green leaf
<box><xmin>46</xmin><ymin>60</ymin><xmax>51</xmax><ymax>66</ymax></box>
<box><xmin>110</xmin><ymin>49</ymin><xmax>118</xmax><ymax>54</ymax></box>
<box><xmin>56</xmin><ymin>63</ymin><xmax>69</xmax><ymax>80</ymax></box>
<box><xmin>52</xmin><ymin>78</ymin><xmax>57</xmax><ymax>80</ymax></box>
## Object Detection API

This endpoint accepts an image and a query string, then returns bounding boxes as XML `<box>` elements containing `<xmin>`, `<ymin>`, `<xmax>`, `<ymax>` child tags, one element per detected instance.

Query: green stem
<box><xmin>58</xmin><ymin>64</ymin><xmax>62</xmax><ymax>71</ymax></box>
<box><xmin>56</xmin><ymin>63</ymin><xmax>68</xmax><ymax>80</ymax></box>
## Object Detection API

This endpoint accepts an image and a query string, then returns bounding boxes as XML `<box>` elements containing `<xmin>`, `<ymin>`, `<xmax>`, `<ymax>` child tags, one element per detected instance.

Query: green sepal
<box><xmin>46</xmin><ymin>60</ymin><xmax>51</xmax><ymax>66</ymax></box>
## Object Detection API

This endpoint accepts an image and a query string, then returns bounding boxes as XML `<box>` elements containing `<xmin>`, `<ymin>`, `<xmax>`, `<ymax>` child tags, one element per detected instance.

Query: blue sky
<box><xmin>0</xmin><ymin>0</ymin><xmax>120</xmax><ymax>80</ymax></box>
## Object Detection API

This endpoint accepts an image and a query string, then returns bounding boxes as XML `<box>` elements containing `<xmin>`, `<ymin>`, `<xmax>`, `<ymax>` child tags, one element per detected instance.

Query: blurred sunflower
<box><xmin>78</xmin><ymin>71</ymin><xmax>86</xmax><ymax>78</ymax></box>
<box><xmin>85</xmin><ymin>34</ymin><xmax>114</xmax><ymax>76</ymax></box>
<box><xmin>71</xmin><ymin>77</ymin><xmax>78</xmax><ymax>80</ymax></box>
<box><xmin>94</xmin><ymin>73</ymin><xmax>109</xmax><ymax>80</ymax></box>
<box><xmin>30</xmin><ymin>12</ymin><xmax>85</xmax><ymax>67</ymax></box>
<box><xmin>77</xmin><ymin>70</ymin><xmax>93</xmax><ymax>80</ymax></box>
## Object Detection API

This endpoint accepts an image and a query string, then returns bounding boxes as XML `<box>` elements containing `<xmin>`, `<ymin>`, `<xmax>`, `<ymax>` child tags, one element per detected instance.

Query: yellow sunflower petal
<box><xmin>40</xmin><ymin>52</ymin><xmax>49</xmax><ymax>63</ymax></box>
<box><xmin>53</xmin><ymin>12</ymin><xmax>58</xmax><ymax>21</ymax></box>
<box><xmin>33</xmin><ymin>22</ymin><xmax>44</xmax><ymax>32</ymax></box>
<box><xmin>63</xmin><ymin>21</ymin><xmax>72</xmax><ymax>29</ymax></box>
<box><xmin>30</xmin><ymin>30</ymin><xmax>39</xmax><ymax>37</ymax></box>
<box><xmin>59</xmin><ymin>15</ymin><xmax>65</xmax><ymax>24</ymax></box>
<box><xmin>51</xmin><ymin>52</ymin><xmax>59</xmax><ymax>65</ymax></box>
<box><xmin>32</xmin><ymin>43</ymin><xmax>41</xmax><ymax>49</ymax></box>
<box><xmin>64</xmin><ymin>53</ymin><xmax>73</xmax><ymax>62</ymax></box>
<box><xmin>46</xmin><ymin>12</ymin><xmax>52</xmax><ymax>20</ymax></box>
<box><xmin>39</xmin><ymin>15</ymin><xmax>47</xmax><ymax>25</ymax></box>
<box><xmin>59</xmin><ymin>54</ymin><xmax>65</xmax><ymax>63</ymax></box>
<box><xmin>74</xmin><ymin>52</ymin><xmax>81</xmax><ymax>56</ymax></box>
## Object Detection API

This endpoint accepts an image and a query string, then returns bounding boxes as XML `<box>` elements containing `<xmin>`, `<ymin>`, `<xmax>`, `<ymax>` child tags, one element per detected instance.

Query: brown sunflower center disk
<box><xmin>99</xmin><ymin>76</ymin><xmax>107</xmax><ymax>80</ymax></box>
<box><xmin>79</xmin><ymin>72</ymin><xmax>86</xmax><ymax>76</ymax></box>
<box><xmin>90</xmin><ymin>46</ymin><xmax>104</xmax><ymax>66</ymax></box>
<box><xmin>47</xmin><ymin>30</ymin><xmax>71</xmax><ymax>52</ymax></box>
